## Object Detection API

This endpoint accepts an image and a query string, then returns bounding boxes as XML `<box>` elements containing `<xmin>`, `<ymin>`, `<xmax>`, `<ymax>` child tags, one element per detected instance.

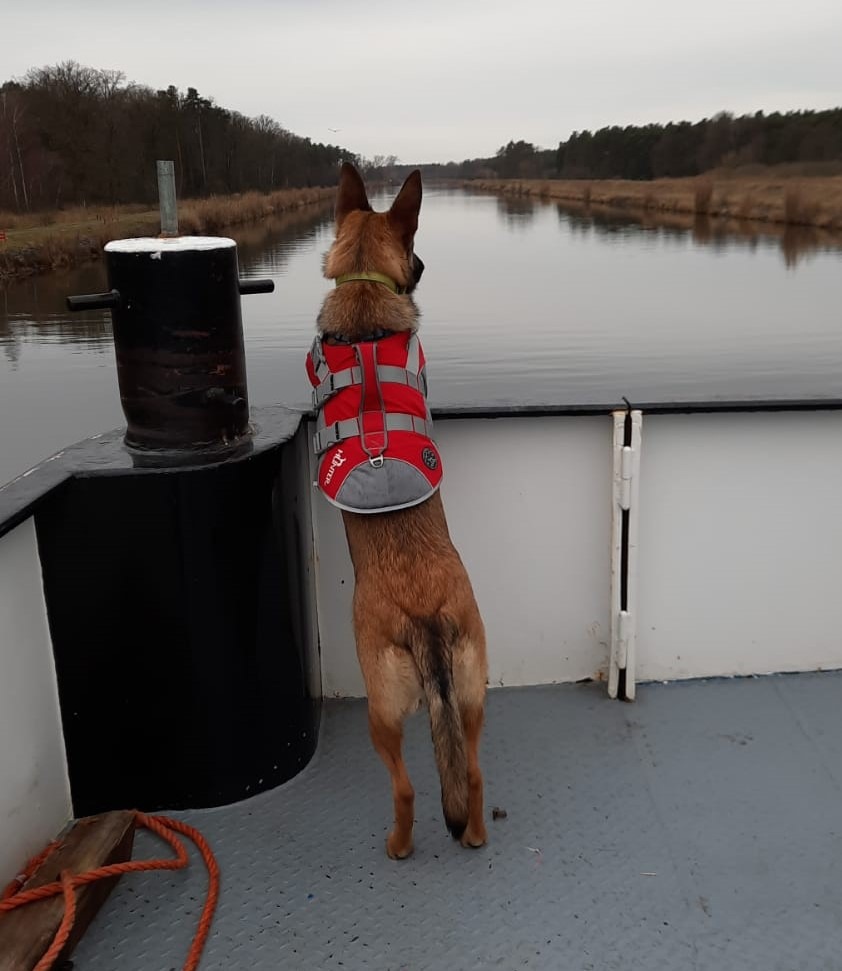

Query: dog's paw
<box><xmin>386</xmin><ymin>833</ymin><xmax>414</xmax><ymax>860</ymax></box>
<box><xmin>460</xmin><ymin>822</ymin><xmax>487</xmax><ymax>849</ymax></box>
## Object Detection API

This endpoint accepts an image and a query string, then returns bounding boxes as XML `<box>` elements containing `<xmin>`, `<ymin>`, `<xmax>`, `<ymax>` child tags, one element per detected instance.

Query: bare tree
<box><xmin>0</xmin><ymin>61</ymin><xmax>352</xmax><ymax>210</ymax></box>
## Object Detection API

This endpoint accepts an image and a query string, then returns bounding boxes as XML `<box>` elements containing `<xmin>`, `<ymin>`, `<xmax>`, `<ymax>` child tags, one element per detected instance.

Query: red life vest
<box><xmin>305</xmin><ymin>330</ymin><xmax>443</xmax><ymax>513</ymax></box>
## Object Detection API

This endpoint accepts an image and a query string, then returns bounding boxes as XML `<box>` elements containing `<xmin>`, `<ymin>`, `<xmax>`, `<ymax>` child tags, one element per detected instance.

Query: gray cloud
<box><xmin>6</xmin><ymin>0</ymin><xmax>842</xmax><ymax>162</ymax></box>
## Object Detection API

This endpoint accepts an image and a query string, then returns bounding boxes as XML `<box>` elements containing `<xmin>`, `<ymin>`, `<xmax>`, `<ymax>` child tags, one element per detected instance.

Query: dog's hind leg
<box><xmin>460</xmin><ymin>703</ymin><xmax>488</xmax><ymax>848</ymax></box>
<box><xmin>453</xmin><ymin>624</ymin><xmax>489</xmax><ymax>849</ymax></box>
<box><xmin>361</xmin><ymin>643</ymin><xmax>424</xmax><ymax>859</ymax></box>
<box><xmin>368</xmin><ymin>711</ymin><xmax>415</xmax><ymax>859</ymax></box>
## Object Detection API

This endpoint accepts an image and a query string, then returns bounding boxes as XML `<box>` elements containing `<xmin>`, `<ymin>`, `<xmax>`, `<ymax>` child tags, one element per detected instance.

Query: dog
<box><xmin>312</xmin><ymin>163</ymin><xmax>488</xmax><ymax>859</ymax></box>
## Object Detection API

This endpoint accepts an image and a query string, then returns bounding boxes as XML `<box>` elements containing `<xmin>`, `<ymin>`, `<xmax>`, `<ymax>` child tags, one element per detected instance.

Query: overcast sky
<box><xmin>6</xmin><ymin>0</ymin><xmax>842</xmax><ymax>163</ymax></box>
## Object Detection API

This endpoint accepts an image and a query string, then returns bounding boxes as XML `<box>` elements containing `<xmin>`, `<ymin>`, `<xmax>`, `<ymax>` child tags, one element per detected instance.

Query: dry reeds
<box><xmin>0</xmin><ymin>187</ymin><xmax>334</xmax><ymax>283</ymax></box>
<box><xmin>178</xmin><ymin>187</ymin><xmax>330</xmax><ymax>234</ymax></box>
<box><xmin>694</xmin><ymin>181</ymin><xmax>713</xmax><ymax>215</ymax></box>
<box><xmin>0</xmin><ymin>202</ymin><xmax>151</xmax><ymax>233</ymax></box>
<box><xmin>782</xmin><ymin>189</ymin><xmax>822</xmax><ymax>226</ymax></box>
<box><xmin>469</xmin><ymin>174</ymin><xmax>842</xmax><ymax>232</ymax></box>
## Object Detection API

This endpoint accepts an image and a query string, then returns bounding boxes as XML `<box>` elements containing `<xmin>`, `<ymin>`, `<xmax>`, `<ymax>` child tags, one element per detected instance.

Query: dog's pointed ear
<box><xmin>388</xmin><ymin>170</ymin><xmax>422</xmax><ymax>249</ymax></box>
<box><xmin>335</xmin><ymin>162</ymin><xmax>372</xmax><ymax>228</ymax></box>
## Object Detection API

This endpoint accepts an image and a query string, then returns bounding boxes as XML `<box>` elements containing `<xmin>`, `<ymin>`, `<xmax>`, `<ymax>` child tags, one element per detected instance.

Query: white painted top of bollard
<box><xmin>104</xmin><ymin>236</ymin><xmax>236</xmax><ymax>253</ymax></box>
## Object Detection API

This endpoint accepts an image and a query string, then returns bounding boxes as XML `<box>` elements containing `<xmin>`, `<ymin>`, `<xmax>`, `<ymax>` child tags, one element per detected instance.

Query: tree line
<box><xmin>388</xmin><ymin>108</ymin><xmax>842</xmax><ymax>183</ymax></box>
<box><xmin>556</xmin><ymin>109</ymin><xmax>842</xmax><ymax>179</ymax></box>
<box><xmin>5</xmin><ymin>67</ymin><xmax>840</xmax><ymax>213</ymax></box>
<box><xmin>0</xmin><ymin>61</ymin><xmax>354</xmax><ymax>211</ymax></box>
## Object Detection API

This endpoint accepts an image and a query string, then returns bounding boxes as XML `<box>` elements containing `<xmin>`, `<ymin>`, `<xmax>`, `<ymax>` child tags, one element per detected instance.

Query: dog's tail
<box><xmin>407</xmin><ymin>616</ymin><xmax>469</xmax><ymax>839</ymax></box>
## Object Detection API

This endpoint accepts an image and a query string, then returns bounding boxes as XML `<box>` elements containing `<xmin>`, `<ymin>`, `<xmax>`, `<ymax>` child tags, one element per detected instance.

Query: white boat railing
<box><xmin>312</xmin><ymin>409</ymin><xmax>842</xmax><ymax>698</ymax></box>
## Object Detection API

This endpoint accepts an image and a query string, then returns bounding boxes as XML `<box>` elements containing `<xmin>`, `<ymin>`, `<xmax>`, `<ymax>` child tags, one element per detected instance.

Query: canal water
<box><xmin>2</xmin><ymin>188</ymin><xmax>841</xmax><ymax>484</ymax></box>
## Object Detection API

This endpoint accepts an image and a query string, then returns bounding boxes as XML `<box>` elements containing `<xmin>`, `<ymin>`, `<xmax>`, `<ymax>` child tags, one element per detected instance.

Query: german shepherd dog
<box><xmin>316</xmin><ymin>163</ymin><xmax>488</xmax><ymax>859</ymax></box>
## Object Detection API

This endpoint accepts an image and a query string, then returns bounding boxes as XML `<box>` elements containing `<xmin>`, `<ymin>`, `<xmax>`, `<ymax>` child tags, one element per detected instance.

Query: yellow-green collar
<box><xmin>335</xmin><ymin>271</ymin><xmax>405</xmax><ymax>295</ymax></box>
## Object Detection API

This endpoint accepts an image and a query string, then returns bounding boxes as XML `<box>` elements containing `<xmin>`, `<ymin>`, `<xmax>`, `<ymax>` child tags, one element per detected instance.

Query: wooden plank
<box><xmin>0</xmin><ymin>810</ymin><xmax>136</xmax><ymax>971</ymax></box>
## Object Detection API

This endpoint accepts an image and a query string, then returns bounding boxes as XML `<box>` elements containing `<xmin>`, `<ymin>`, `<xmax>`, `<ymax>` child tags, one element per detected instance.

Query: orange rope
<box><xmin>0</xmin><ymin>811</ymin><xmax>219</xmax><ymax>971</ymax></box>
<box><xmin>1</xmin><ymin>840</ymin><xmax>63</xmax><ymax>901</ymax></box>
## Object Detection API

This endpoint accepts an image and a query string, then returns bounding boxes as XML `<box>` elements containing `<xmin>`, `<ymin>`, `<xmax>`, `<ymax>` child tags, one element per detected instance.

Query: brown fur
<box><xmin>318</xmin><ymin>164</ymin><xmax>488</xmax><ymax>859</ymax></box>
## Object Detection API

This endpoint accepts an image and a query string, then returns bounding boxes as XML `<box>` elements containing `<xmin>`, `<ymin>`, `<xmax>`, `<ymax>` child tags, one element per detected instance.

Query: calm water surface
<box><xmin>2</xmin><ymin>189</ymin><xmax>841</xmax><ymax>484</ymax></box>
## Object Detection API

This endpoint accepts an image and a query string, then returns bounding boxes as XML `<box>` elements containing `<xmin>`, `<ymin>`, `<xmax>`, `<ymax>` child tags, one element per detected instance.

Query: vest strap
<box><xmin>313</xmin><ymin>412</ymin><xmax>435</xmax><ymax>455</ymax></box>
<box><xmin>308</xmin><ymin>336</ymin><xmax>330</xmax><ymax>382</ymax></box>
<box><xmin>311</xmin><ymin>363</ymin><xmax>427</xmax><ymax>407</ymax></box>
<box><xmin>357</xmin><ymin>342</ymin><xmax>387</xmax><ymax>459</ymax></box>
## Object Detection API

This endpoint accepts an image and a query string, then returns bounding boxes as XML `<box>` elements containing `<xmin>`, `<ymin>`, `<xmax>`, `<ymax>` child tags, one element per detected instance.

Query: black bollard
<box><xmin>68</xmin><ymin>236</ymin><xmax>273</xmax><ymax>453</ymax></box>
<box><xmin>50</xmin><ymin>232</ymin><xmax>324</xmax><ymax>816</ymax></box>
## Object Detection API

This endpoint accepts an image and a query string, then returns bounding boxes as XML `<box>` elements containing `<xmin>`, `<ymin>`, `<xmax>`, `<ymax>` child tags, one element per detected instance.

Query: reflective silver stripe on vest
<box><xmin>405</xmin><ymin>333</ymin><xmax>421</xmax><ymax>375</ymax></box>
<box><xmin>313</xmin><ymin>412</ymin><xmax>435</xmax><ymax>455</ymax></box>
<box><xmin>309</xmin><ymin>336</ymin><xmax>330</xmax><ymax>382</ymax></box>
<box><xmin>380</xmin><ymin>365</ymin><xmax>424</xmax><ymax>390</ymax></box>
<box><xmin>312</xmin><ymin>364</ymin><xmax>426</xmax><ymax>407</ymax></box>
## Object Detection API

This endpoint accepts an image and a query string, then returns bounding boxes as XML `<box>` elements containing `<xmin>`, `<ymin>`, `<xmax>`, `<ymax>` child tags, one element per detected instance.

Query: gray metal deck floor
<box><xmin>74</xmin><ymin>673</ymin><xmax>842</xmax><ymax>970</ymax></box>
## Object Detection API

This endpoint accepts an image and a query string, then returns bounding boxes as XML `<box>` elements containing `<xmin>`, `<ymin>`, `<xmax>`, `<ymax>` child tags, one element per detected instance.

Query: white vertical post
<box><xmin>624</xmin><ymin>411</ymin><xmax>642</xmax><ymax>700</ymax></box>
<box><xmin>609</xmin><ymin>413</ymin><xmax>624</xmax><ymax>698</ymax></box>
<box><xmin>609</xmin><ymin>409</ymin><xmax>642</xmax><ymax>699</ymax></box>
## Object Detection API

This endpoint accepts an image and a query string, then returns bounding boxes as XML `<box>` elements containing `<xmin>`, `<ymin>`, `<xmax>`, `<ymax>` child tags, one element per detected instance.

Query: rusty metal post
<box><xmin>66</xmin><ymin>165</ymin><xmax>273</xmax><ymax>455</ymax></box>
<box><xmin>67</xmin><ymin>237</ymin><xmax>274</xmax><ymax>453</ymax></box>
<box><xmin>105</xmin><ymin>237</ymin><xmax>254</xmax><ymax>451</ymax></box>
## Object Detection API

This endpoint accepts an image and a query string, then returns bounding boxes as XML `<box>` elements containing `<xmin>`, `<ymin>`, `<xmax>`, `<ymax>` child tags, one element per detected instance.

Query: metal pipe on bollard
<box><xmin>157</xmin><ymin>160</ymin><xmax>179</xmax><ymax>237</ymax></box>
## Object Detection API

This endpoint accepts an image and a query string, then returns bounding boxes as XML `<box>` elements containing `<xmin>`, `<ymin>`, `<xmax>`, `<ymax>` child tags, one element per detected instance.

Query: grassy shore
<box><xmin>471</xmin><ymin>173</ymin><xmax>842</xmax><ymax>231</ymax></box>
<box><xmin>0</xmin><ymin>187</ymin><xmax>334</xmax><ymax>284</ymax></box>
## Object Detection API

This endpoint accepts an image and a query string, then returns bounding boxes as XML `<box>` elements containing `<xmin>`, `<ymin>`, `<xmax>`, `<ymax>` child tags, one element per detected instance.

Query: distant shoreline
<box><xmin>0</xmin><ymin>187</ymin><xmax>335</xmax><ymax>285</ymax></box>
<box><xmin>469</xmin><ymin>174</ymin><xmax>842</xmax><ymax>232</ymax></box>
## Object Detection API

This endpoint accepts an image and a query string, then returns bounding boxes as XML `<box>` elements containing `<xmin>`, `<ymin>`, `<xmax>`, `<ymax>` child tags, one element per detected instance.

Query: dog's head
<box><xmin>324</xmin><ymin>163</ymin><xmax>424</xmax><ymax>293</ymax></box>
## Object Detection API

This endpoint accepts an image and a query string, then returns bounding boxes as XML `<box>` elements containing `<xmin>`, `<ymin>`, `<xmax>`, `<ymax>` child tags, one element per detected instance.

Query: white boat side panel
<box><xmin>314</xmin><ymin>417</ymin><xmax>612</xmax><ymax>697</ymax></box>
<box><xmin>638</xmin><ymin>412</ymin><xmax>842</xmax><ymax>681</ymax></box>
<box><xmin>0</xmin><ymin>519</ymin><xmax>71</xmax><ymax>882</ymax></box>
<box><xmin>309</xmin><ymin>428</ymin><xmax>358</xmax><ymax>697</ymax></box>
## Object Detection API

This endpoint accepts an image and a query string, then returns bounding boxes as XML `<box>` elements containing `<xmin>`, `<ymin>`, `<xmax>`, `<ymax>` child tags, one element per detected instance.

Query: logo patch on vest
<box><xmin>323</xmin><ymin>448</ymin><xmax>348</xmax><ymax>486</ymax></box>
<box><xmin>422</xmin><ymin>447</ymin><xmax>438</xmax><ymax>470</ymax></box>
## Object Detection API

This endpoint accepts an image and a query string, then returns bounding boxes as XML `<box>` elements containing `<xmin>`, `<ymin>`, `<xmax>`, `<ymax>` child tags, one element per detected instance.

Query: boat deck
<box><xmin>74</xmin><ymin>672</ymin><xmax>842</xmax><ymax>970</ymax></box>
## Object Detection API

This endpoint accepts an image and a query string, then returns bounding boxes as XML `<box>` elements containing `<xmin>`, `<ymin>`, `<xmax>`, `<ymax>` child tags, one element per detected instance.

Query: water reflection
<box><xmin>0</xmin><ymin>201</ymin><xmax>335</xmax><ymax>483</ymax></box>
<box><xmin>1</xmin><ymin>267</ymin><xmax>114</xmax><ymax>367</ymax></box>
<box><xmin>2</xmin><ymin>188</ymin><xmax>841</xmax><ymax>486</ymax></box>
<box><xmin>495</xmin><ymin>194</ymin><xmax>537</xmax><ymax>229</ymax></box>
<box><xmin>231</xmin><ymin>201</ymin><xmax>334</xmax><ymax>276</ymax></box>
<box><xmin>553</xmin><ymin>199</ymin><xmax>842</xmax><ymax>268</ymax></box>
<box><xmin>0</xmin><ymin>200</ymin><xmax>335</xmax><ymax>367</ymax></box>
